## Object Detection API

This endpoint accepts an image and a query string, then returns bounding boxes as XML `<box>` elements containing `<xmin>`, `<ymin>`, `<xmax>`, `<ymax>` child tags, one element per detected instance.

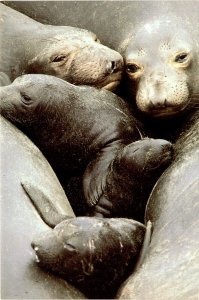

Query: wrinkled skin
<box><xmin>0</xmin><ymin>74</ymin><xmax>172</xmax><ymax>220</ymax></box>
<box><xmin>0</xmin><ymin>3</ymin><xmax>123</xmax><ymax>90</ymax></box>
<box><xmin>31</xmin><ymin>217</ymin><xmax>146</xmax><ymax>299</ymax></box>
<box><xmin>123</xmin><ymin>15</ymin><xmax>199</xmax><ymax>118</ymax></box>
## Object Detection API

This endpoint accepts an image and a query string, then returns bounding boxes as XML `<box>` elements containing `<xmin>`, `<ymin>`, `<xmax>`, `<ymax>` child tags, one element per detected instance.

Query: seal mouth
<box><xmin>103</xmin><ymin>80</ymin><xmax>121</xmax><ymax>91</ymax></box>
<box><xmin>147</xmin><ymin>103</ymin><xmax>189</xmax><ymax>118</ymax></box>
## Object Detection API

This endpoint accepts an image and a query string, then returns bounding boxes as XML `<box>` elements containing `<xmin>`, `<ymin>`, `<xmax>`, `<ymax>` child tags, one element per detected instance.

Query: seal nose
<box><xmin>106</xmin><ymin>60</ymin><xmax>122</xmax><ymax>74</ymax></box>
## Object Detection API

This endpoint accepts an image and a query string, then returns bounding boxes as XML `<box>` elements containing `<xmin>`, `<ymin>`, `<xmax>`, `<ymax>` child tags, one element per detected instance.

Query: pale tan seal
<box><xmin>0</xmin><ymin>3</ymin><xmax>123</xmax><ymax>90</ymax></box>
<box><xmin>124</xmin><ymin>15</ymin><xmax>199</xmax><ymax>118</ymax></box>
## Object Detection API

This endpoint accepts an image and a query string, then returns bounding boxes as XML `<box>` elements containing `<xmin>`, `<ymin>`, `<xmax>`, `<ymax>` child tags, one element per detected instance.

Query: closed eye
<box><xmin>20</xmin><ymin>92</ymin><xmax>33</xmax><ymax>105</ymax></box>
<box><xmin>52</xmin><ymin>55</ymin><xmax>67</xmax><ymax>63</ymax></box>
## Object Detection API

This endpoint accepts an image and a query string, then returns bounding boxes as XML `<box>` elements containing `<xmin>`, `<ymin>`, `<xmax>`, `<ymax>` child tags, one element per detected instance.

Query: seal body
<box><xmin>0</xmin><ymin>3</ymin><xmax>123</xmax><ymax>89</ymax></box>
<box><xmin>31</xmin><ymin>217</ymin><xmax>146</xmax><ymax>299</ymax></box>
<box><xmin>0</xmin><ymin>116</ymin><xmax>86</xmax><ymax>299</ymax></box>
<box><xmin>0</xmin><ymin>74</ymin><xmax>172</xmax><ymax>220</ymax></box>
<box><xmin>5</xmin><ymin>2</ymin><xmax>199</xmax><ymax>141</ymax></box>
<box><xmin>117</xmin><ymin>110</ymin><xmax>199</xmax><ymax>299</ymax></box>
<box><xmin>5</xmin><ymin>2</ymin><xmax>198</xmax><ymax>52</ymax></box>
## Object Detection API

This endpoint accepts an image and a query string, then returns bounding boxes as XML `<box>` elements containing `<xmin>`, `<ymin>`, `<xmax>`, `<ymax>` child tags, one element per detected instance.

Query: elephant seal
<box><xmin>0</xmin><ymin>74</ymin><xmax>173</xmax><ymax>220</ymax></box>
<box><xmin>0</xmin><ymin>3</ymin><xmax>123</xmax><ymax>89</ymax></box>
<box><xmin>31</xmin><ymin>217</ymin><xmax>146</xmax><ymax>299</ymax></box>
<box><xmin>0</xmin><ymin>116</ymin><xmax>86</xmax><ymax>299</ymax></box>
<box><xmin>123</xmin><ymin>14</ymin><xmax>199</xmax><ymax>119</ymax></box>
<box><xmin>5</xmin><ymin>1</ymin><xmax>198</xmax><ymax>142</ymax></box>
<box><xmin>117</xmin><ymin>110</ymin><xmax>199</xmax><ymax>299</ymax></box>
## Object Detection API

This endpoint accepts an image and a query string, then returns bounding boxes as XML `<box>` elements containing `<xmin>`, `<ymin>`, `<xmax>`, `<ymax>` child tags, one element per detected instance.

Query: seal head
<box><xmin>27</xmin><ymin>31</ymin><xmax>124</xmax><ymax>90</ymax></box>
<box><xmin>0</xmin><ymin>4</ymin><xmax>123</xmax><ymax>90</ymax></box>
<box><xmin>31</xmin><ymin>217</ymin><xmax>146</xmax><ymax>298</ymax></box>
<box><xmin>124</xmin><ymin>15</ymin><xmax>198</xmax><ymax>117</ymax></box>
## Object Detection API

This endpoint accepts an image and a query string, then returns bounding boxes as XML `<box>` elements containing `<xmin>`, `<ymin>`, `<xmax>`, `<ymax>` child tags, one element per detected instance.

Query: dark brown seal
<box><xmin>0</xmin><ymin>3</ymin><xmax>123</xmax><ymax>90</ymax></box>
<box><xmin>117</xmin><ymin>111</ymin><xmax>199</xmax><ymax>299</ymax></box>
<box><xmin>0</xmin><ymin>116</ymin><xmax>86</xmax><ymax>299</ymax></box>
<box><xmin>0</xmin><ymin>74</ymin><xmax>172</xmax><ymax>221</ymax></box>
<box><xmin>31</xmin><ymin>217</ymin><xmax>146</xmax><ymax>299</ymax></box>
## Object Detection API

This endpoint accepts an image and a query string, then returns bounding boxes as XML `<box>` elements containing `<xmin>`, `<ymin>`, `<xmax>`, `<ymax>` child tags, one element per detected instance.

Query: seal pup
<box><xmin>0</xmin><ymin>3</ymin><xmax>123</xmax><ymax>89</ymax></box>
<box><xmin>0</xmin><ymin>74</ymin><xmax>173</xmax><ymax>220</ymax></box>
<box><xmin>117</xmin><ymin>111</ymin><xmax>199</xmax><ymax>299</ymax></box>
<box><xmin>0</xmin><ymin>116</ymin><xmax>86</xmax><ymax>299</ymax></box>
<box><xmin>31</xmin><ymin>217</ymin><xmax>146</xmax><ymax>299</ymax></box>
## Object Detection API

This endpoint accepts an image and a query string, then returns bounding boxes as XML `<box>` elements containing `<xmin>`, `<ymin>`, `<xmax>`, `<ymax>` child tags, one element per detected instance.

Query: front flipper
<box><xmin>88</xmin><ymin>196</ymin><xmax>113</xmax><ymax>218</ymax></box>
<box><xmin>21</xmin><ymin>181</ymin><xmax>72</xmax><ymax>228</ymax></box>
<box><xmin>83</xmin><ymin>141</ymin><xmax>122</xmax><ymax>210</ymax></box>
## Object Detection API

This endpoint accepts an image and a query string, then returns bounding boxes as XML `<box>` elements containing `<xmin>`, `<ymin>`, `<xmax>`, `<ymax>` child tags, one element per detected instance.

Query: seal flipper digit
<box><xmin>21</xmin><ymin>181</ymin><xmax>71</xmax><ymax>228</ymax></box>
<box><xmin>83</xmin><ymin>141</ymin><xmax>121</xmax><ymax>209</ymax></box>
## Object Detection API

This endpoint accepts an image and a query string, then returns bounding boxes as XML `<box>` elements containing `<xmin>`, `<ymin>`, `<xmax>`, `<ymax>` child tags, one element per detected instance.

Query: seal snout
<box><xmin>148</xmin><ymin>98</ymin><xmax>168</xmax><ymax>109</ymax></box>
<box><xmin>106</xmin><ymin>59</ymin><xmax>123</xmax><ymax>74</ymax></box>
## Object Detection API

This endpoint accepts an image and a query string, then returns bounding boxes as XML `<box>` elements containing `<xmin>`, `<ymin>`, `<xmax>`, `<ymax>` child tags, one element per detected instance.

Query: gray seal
<box><xmin>0</xmin><ymin>74</ymin><xmax>172</xmax><ymax>221</ymax></box>
<box><xmin>117</xmin><ymin>110</ymin><xmax>199</xmax><ymax>299</ymax></box>
<box><xmin>123</xmin><ymin>13</ymin><xmax>199</xmax><ymax>120</ymax></box>
<box><xmin>0</xmin><ymin>116</ymin><xmax>86</xmax><ymax>299</ymax></box>
<box><xmin>0</xmin><ymin>3</ymin><xmax>123</xmax><ymax>90</ymax></box>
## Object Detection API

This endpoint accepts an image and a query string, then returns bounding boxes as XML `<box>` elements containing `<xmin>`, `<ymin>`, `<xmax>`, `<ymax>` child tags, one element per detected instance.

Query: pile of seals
<box><xmin>1</xmin><ymin>2</ymin><xmax>198</xmax><ymax>299</ymax></box>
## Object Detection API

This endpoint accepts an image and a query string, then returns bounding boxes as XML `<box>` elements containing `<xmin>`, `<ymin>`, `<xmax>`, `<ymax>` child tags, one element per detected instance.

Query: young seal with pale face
<box><xmin>0</xmin><ymin>74</ymin><xmax>172</xmax><ymax>220</ymax></box>
<box><xmin>0</xmin><ymin>3</ymin><xmax>123</xmax><ymax>90</ymax></box>
<box><xmin>123</xmin><ymin>15</ymin><xmax>199</xmax><ymax>119</ymax></box>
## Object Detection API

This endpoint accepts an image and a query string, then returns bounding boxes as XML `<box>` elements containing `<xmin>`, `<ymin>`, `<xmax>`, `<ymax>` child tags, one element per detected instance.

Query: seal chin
<box><xmin>103</xmin><ymin>80</ymin><xmax>121</xmax><ymax>91</ymax></box>
<box><xmin>150</xmin><ymin>109</ymin><xmax>181</xmax><ymax>118</ymax></box>
<box><xmin>144</xmin><ymin>102</ymin><xmax>190</xmax><ymax>118</ymax></box>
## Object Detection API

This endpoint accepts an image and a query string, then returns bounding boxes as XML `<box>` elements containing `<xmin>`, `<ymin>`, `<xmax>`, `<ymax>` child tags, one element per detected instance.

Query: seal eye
<box><xmin>20</xmin><ymin>92</ymin><xmax>32</xmax><ymax>105</ymax></box>
<box><xmin>52</xmin><ymin>55</ymin><xmax>67</xmax><ymax>63</ymax></box>
<box><xmin>175</xmin><ymin>53</ymin><xmax>188</xmax><ymax>63</ymax></box>
<box><xmin>126</xmin><ymin>63</ymin><xmax>140</xmax><ymax>73</ymax></box>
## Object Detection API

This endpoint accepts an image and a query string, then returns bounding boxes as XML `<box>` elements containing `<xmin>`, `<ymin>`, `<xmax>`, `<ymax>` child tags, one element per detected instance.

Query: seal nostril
<box><xmin>111</xmin><ymin>61</ymin><xmax>116</xmax><ymax>70</ymax></box>
<box><xmin>148</xmin><ymin>101</ymin><xmax>155</xmax><ymax>109</ymax></box>
<box><xmin>106</xmin><ymin>61</ymin><xmax>118</xmax><ymax>74</ymax></box>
